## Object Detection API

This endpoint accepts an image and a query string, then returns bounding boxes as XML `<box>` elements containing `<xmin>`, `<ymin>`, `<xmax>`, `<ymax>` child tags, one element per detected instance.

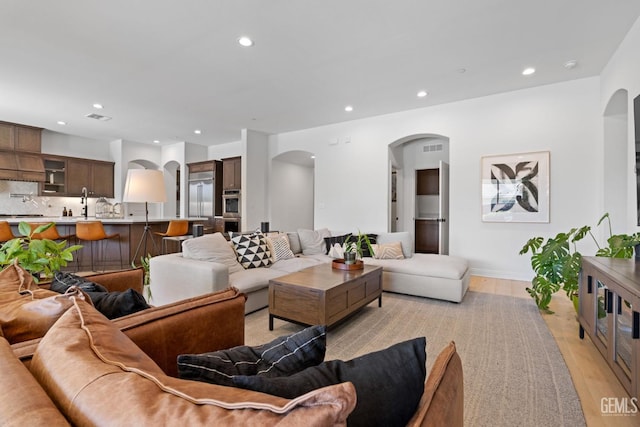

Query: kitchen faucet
<box><xmin>81</xmin><ymin>187</ymin><xmax>88</xmax><ymax>219</ymax></box>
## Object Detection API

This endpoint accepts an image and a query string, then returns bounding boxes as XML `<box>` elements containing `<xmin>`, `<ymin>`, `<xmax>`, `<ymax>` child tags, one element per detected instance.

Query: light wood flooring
<box><xmin>470</xmin><ymin>276</ymin><xmax>638</xmax><ymax>427</ymax></box>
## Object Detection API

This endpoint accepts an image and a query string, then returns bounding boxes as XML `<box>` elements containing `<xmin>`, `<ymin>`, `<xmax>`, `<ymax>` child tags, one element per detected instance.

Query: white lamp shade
<box><xmin>122</xmin><ymin>169</ymin><xmax>167</xmax><ymax>203</ymax></box>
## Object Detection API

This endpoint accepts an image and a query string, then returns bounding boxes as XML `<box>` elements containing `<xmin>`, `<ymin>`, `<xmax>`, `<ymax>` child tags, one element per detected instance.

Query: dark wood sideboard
<box><xmin>579</xmin><ymin>256</ymin><xmax>640</xmax><ymax>398</ymax></box>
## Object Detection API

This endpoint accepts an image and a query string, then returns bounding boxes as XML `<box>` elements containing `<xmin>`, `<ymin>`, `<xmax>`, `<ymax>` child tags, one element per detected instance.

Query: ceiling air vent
<box><xmin>85</xmin><ymin>113</ymin><xmax>112</xmax><ymax>121</ymax></box>
<box><xmin>423</xmin><ymin>143</ymin><xmax>443</xmax><ymax>153</ymax></box>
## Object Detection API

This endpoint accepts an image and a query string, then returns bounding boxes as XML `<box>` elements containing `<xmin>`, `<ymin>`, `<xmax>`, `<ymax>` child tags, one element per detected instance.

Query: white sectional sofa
<box><xmin>149</xmin><ymin>230</ymin><xmax>470</xmax><ymax>314</ymax></box>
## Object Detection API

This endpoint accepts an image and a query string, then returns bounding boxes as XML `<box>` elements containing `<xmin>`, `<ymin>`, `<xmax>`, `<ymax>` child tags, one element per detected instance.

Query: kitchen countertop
<box><xmin>1</xmin><ymin>216</ymin><xmax>209</xmax><ymax>225</ymax></box>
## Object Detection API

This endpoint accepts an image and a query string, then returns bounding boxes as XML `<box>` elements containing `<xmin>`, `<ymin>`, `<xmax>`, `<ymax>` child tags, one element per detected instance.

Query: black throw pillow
<box><xmin>177</xmin><ymin>325</ymin><xmax>326</xmax><ymax>387</ymax></box>
<box><xmin>51</xmin><ymin>272</ymin><xmax>108</xmax><ymax>293</ymax></box>
<box><xmin>360</xmin><ymin>233</ymin><xmax>377</xmax><ymax>257</ymax></box>
<box><xmin>85</xmin><ymin>288</ymin><xmax>150</xmax><ymax>320</ymax></box>
<box><xmin>233</xmin><ymin>337</ymin><xmax>426</xmax><ymax>427</ymax></box>
<box><xmin>323</xmin><ymin>234</ymin><xmax>352</xmax><ymax>254</ymax></box>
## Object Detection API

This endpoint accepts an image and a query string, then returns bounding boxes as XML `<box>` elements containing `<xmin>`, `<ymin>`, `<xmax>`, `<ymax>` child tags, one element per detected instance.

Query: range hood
<box><xmin>0</xmin><ymin>150</ymin><xmax>45</xmax><ymax>182</ymax></box>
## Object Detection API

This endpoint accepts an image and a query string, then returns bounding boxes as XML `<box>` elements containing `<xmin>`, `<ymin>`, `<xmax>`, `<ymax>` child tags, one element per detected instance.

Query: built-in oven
<box><xmin>222</xmin><ymin>190</ymin><xmax>241</xmax><ymax>218</ymax></box>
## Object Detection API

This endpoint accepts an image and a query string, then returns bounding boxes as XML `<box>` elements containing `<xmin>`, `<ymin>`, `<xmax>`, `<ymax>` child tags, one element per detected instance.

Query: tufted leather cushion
<box><xmin>30</xmin><ymin>298</ymin><xmax>356</xmax><ymax>426</ymax></box>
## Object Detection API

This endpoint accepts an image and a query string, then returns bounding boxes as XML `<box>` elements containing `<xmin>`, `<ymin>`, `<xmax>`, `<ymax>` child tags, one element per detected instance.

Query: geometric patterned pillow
<box><xmin>371</xmin><ymin>242</ymin><xmax>405</xmax><ymax>260</ymax></box>
<box><xmin>230</xmin><ymin>232</ymin><xmax>272</xmax><ymax>269</ymax></box>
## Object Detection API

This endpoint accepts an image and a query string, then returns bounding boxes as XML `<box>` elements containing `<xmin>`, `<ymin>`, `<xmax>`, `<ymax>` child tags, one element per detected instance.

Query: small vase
<box><xmin>344</xmin><ymin>252</ymin><xmax>356</xmax><ymax>265</ymax></box>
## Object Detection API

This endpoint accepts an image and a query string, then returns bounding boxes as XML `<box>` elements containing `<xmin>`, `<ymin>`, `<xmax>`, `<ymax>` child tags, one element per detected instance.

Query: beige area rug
<box><xmin>244</xmin><ymin>291</ymin><xmax>585</xmax><ymax>427</ymax></box>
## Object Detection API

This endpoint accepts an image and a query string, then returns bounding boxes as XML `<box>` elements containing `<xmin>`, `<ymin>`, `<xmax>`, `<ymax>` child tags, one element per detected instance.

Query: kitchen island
<box><xmin>2</xmin><ymin>216</ymin><xmax>206</xmax><ymax>271</ymax></box>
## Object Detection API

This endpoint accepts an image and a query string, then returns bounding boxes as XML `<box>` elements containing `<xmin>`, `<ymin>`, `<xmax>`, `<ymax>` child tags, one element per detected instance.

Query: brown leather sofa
<box><xmin>0</xmin><ymin>266</ymin><xmax>463</xmax><ymax>426</ymax></box>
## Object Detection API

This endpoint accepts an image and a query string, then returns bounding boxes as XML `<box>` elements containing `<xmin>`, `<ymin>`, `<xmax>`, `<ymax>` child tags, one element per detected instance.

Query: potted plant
<box><xmin>519</xmin><ymin>225</ymin><xmax>590</xmax><ymax>313</ymax></box>
<box><xmin>132</xmin><ymin>253</ymin><xmax>152</xmax><ymax>301</ymax></box>
<box><xmin>520</xmin><ymin>213</ymin><xmax>640</xmax><ymax>314</ymax></box>
<box><xmin>343</xmin><ymin>231</ymin><xmax>375</xmax><ymax>264</ymax></box>
<box><xmin>588</xmin><ymin>212</ymin><xmax>640</xmax><ymax>258</ymax></box>
<box><xmin>0</xmin><ymin>222</ymin><xmax>82</xmax><ymax>282</ymax></box>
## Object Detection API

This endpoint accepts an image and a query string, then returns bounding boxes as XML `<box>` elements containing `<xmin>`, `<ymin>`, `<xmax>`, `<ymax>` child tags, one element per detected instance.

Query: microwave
<box><xmin>223</xmin><ymin>191</ymin><xmax>241</xmax><ymax>218</ymax></box>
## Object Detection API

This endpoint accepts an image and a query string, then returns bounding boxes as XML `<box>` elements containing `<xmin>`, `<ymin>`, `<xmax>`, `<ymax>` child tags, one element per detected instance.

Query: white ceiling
<box><xmin>1</xmin><ymin>1</ymin><xmax>639</xmax><ymax>147</ymax></box>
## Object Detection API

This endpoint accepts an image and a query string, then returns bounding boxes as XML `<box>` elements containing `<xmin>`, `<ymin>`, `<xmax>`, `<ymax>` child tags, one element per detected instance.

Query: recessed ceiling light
<box><xmin>345</xmin><ymin>105</ymin><xmax>353</xmax><ymax>112</ymax></box>
<box><xmin>310</xmin><ymin>155</ymin><xmax>316</xmax><ymax>159</ymax></box>
<box><xmin>238</xmin><ymin>36</ymin><xmax>254</xmax><ymax>47</ymax></box>
<box><xmin>522</xmin><ymin>67</ymin><xmax>536</xmax><ymax>76</ymax></box>
<box><xmin>417</xmin><ymin>90</ymin><xmax>428</xmax><ymax>98</ymax></box>
<box><xmin>92</xmin><ymin>103</ymin><xmax>104</xmax><ymax>109</ymax></box>
<box><xmin>194</xmin><ymin>129</ymin><xmax>202</xmax><ymax>135</ymax></box>
<box><xmin>564</xmin><ymin>60</ymin><xmax>577</xmax><ymax>69</ymax></box>
<box><xmin>153</xmin><ymin>140</ymin><xmax>160</xmax><ymax>144</ymax></box>
<box><xmin>57</xmin><ymin>121</ymin><xmax>66</xmax><ymax>125</ymax></box>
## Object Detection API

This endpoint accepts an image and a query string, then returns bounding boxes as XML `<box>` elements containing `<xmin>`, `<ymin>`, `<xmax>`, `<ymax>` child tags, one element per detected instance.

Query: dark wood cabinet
<box><xmin>213</xmin><ymin>217</ymin><xmax>225</xmax><ymax>233</ymax></box>
<box><xmin>579</xmin><ymin>257</ymin><xmax>640</xmax><ymax>398</ymax></box>
<box><xmin>41</xmin><ymin>155</ymin><xmax>114</xmax><ymax>197</ymax></box>
<box><xmin>0</xmin><ymin>121</ymin><xmax>41</xmax><ymax>152</ymax></box>
<box><xmin>222</xmin><ymin>156</ymin><xmax>241</xmax><ymax>190</ymax></box>
<box><xmin>415</xmin><ymin>219</ymin><xmax>439</xmax><ymax>253</ymax></box>
<box><xmin>188</xmin><ymin>161</ymin><xmax>216</xmax><ymax>173</ymax></box>
<box><xmin>417</xmin><ymin>169</ymin><xmax>439</xmax><ymax>195</ymax></box>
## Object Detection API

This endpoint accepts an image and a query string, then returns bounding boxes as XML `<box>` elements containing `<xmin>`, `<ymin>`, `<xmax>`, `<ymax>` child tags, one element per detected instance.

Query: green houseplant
<box><xmin>519</xmin><ymin>226</ymin><xmax>590</xmax><ymax>313</ymax></box>
<box><xmin>0</xmin><ymin>222</ymin><xmax>82</xmax><ymax>282</ymax></box>
<box><xmin>520</xmin><ymin>213</ymin><xmax>640</xmax><ymax>314</ymax></box>
<box><xmin>588</xmin><ymin>212</ymin><xmax>640</xmax><ymax>258</ymax></box>
<box><xmin>343</xmin><ymin>231</ymin><xmax>375</xmax><ymax>264</ymax></box>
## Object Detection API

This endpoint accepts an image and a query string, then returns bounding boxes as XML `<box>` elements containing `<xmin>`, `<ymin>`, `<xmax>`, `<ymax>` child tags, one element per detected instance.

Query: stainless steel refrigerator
<box><xmin>188</xmin><ymin>161</ymin><xmax>222</xmax><ymax>229</ymax></box>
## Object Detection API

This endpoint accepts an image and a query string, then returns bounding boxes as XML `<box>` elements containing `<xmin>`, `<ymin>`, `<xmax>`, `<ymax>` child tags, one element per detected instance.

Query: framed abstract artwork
<box><xmin>481</xmin><ymin>151</ymin><xmax>549</xmax><ymax>223</ymax></box>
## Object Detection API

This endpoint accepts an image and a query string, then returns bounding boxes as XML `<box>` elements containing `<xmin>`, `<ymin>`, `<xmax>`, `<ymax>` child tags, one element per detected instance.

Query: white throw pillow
<box><xmin>297</xmin><ymin>228</ymin><xmax>331</xmax><ymax>255</ymax></box>
<box><xmin>328</xmin><ymin>243</ymin><xmax>345</xmax><ymax>259</ymax></box>
<box><xmin>182</xmin><ymin>233</ymin><xmax>244</xmax><ymax>274</ymax></box>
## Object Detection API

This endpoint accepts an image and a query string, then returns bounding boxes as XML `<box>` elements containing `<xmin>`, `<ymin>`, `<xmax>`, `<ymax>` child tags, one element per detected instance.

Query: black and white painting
<box><xmin>481</xmin><ymin>151</ymin><xmax>549</xmax><ymax>222</ymax></box>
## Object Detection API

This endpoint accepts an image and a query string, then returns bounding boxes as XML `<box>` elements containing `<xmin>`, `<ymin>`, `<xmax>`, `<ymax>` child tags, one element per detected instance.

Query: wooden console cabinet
<box><xmin>579</xmin><ymin>256</ymin><xmax>640</xmax><ymax>398</ymax></box>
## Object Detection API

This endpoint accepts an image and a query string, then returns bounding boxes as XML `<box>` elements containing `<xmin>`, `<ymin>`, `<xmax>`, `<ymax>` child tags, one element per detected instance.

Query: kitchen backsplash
<box><xmin>0</xmin><ymin>180</ymin><xmax>108</xmax><ymax>217</ymax></box>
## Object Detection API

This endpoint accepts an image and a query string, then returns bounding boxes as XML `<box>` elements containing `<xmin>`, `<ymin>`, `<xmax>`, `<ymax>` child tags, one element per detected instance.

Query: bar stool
<box><xmin>154</xmin><ymin>220</ymin><xmax>191</xmax><ymax>254</ymax></box>
<box><xmin>0</xmin><ymin>221</ymin><xmax>16</xmax><ymax>243</ymax></box>
<box><xmin>75</xmin><ymin>221</ymin><xmax>122</xmax><ymax>272</ymax></box>
<box><xmin>29</xmin><ymin>223</ymin><xmax>75</xmax><ymax>241</ymax></box>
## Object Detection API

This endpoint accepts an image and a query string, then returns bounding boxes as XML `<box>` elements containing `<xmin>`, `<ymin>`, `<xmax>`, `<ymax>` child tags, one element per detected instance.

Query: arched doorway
<box><xmin>270</xmin><ymin>150</ymin><xmax>315</xmax><ymax>231</ymax></box>
<box><xmin>603</xmin><ymin>89</ymin><xmax>628</xmax><ymax>232</ymax></box>
<box><xmin>388</xmin><ymin>134</ymin><xmax>450</xmax><ymax>254</ymax></box>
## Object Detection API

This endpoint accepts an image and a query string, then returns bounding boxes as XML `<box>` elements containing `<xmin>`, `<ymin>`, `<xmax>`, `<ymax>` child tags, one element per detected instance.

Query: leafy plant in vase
<box><xmin>343</xmin><ymin>232</ymin><xmax>375</xmax><ymax>265</ymax></box>
<box><xmin>0</xmin><ymin>222</ymin><xmax>82</xmax><ymax>281</ymax></box>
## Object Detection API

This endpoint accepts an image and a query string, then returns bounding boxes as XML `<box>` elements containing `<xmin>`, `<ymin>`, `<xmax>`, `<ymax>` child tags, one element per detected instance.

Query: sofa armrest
<box><xmin>113</xmin><ymin>287</ymin><xmax>246</xmax><ymax>377</ymax></box>
<box><xmin>149</xmin><ymin>253</ymin><xmax>230</xmax><ymax>306</ymax></box>
<box><xmin>407</xmin><ymin>341</ymin><xmax>463</xmax><ymax>427</ymax></box>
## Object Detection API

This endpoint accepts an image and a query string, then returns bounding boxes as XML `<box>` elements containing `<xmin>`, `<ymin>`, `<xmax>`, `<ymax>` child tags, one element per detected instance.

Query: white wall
<box><xmin>42</xmin><ymin>130</ymin><xmax>112</xmax><ymax>160</ymax></box>
<box><xmin>269</xmin><ymin>77</ymin><xmax>602</xmax><ymax>280</ymax></box>
<box><xmin>242</xmin><ymin>130</ymin><xmax>269</xmax><ymax>231</ymax></box>
<box><xmin>208</xmin><ymin>141</ymin><xmax>242</xmax><ymax>160</ymax></box>
<box><xmin>269</xmin><ymin>159</ymin><xmax>314</xmax><ymax>231</ymax></box>
<box><xmin>600</xmin><ymin>15</ymin><xmax>640</xmax><ymax>232</ymax></box>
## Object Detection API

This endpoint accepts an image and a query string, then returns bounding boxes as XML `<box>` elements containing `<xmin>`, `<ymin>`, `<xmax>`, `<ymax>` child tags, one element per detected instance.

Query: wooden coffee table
<box><xmin>268</xmin><ymin>263</ymin><xmax>383</xmax><ymax>330</ymax></box>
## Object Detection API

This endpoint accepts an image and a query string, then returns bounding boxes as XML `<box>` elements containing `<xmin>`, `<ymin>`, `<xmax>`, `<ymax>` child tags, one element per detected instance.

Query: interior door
<box><xmin>439</xmin><ymin>161</ymin><xmax>450</xmax><ymax>255</ymax></box>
